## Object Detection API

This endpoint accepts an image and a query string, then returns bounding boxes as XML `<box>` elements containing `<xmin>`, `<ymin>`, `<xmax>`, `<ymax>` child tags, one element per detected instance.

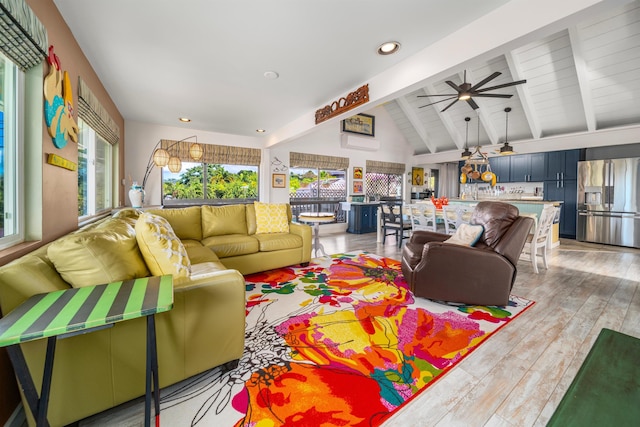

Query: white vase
<box><xmin>129</xmin><ymin>185</ymin><xmax>145</xmax><ymax>208</ymax></box>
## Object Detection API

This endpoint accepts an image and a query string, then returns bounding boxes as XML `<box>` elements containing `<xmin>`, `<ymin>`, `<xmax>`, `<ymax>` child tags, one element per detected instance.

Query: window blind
<box><xmin>290</xmin><ymin>152</ymin><xmax>349</xmax><ymax>170</ymax></box>
<box><xmin>77</xmin><ymin>77</ymin><xmax>120</xmax><ymax>145</ymax></box>
<box><xmin>161</xmin><ymin>140</ymin><xmax>261</xmax><ymax>166</ymax></box>
<box><xmin>366</xmin><ymin>160</ymin><xmax>405</xmax><ymax>175</ymax></box>
<box><xmin>0</xmin><ymin>0</ymin><xmax>47</xmax><ymax>71</ymax></box>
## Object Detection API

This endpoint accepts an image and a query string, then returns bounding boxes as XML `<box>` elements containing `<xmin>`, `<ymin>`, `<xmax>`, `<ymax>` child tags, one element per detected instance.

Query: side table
<box><xmin>0</xmin><ymin>275</ymin><xmax>173</xmax><ymax>427</ymax></box>
<box><xmin>298</xmin><ymin>212</ymin><xmax>335</xmax><ymax>257</ymax></box>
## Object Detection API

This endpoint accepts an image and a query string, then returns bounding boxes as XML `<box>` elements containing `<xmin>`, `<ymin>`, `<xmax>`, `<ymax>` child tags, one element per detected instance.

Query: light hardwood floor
<box><xmin>319</xmin><ymin>231</ymin><xmax>640</xmax><ymax>427</ymax></box>
<box><xmin>73</xmin><ymin>231</ymin><xmax>640</xmax><ymax>427</ymax></box>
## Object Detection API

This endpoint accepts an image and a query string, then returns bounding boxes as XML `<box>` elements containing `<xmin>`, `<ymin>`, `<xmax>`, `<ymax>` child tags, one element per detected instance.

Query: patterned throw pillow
<box><xmin>443</xmin><ymin>223</ymin><xmax>484</xmax><ymax>247</ymax></box>
<box><xmin>254</xmin><ymin>202</ymin><xmax>290</xmax><ymax>234</ymax></box>
<box><xmin>135</xmin><ymin>212</ymin><xmax>191</xmax><ymax>280</ymax></box>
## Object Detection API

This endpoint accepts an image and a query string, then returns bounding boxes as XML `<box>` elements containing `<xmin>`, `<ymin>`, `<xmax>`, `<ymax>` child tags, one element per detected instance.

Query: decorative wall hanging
<box><xmin>342</xmin><ymin>113</ymin><xmax>375</xmax><ymax>137</ymax></box>
<box><xmin>44</xmin><ymin>46</ymin><xmax>78</xmax><ymax>148</ymax></box>
<box><xmin>272</xmin><ymin>173</ymin><xmax>286</xmax><ymax>188</ymax></box>
<box><xmin>46</xmin><ymin>153</ymin><xmax>77</xmax><ymax>171</ymax></box>
<box><xmin>412</xmin><ymin>167</ymin><xmax>424</xmax><ymax>186</ymax></box>
<box><xmin>353</xmin><ymin>167</ymin><xmax>363</xmax><ymax>180</ymax></box>
<box><xmin>271</xmin><ymin>157</ymin><xmax>288</xmax><ymax>172</ymax></box>
<box><xmin>352</xmin><ymin>181</ymin><xmax>364</xmax><ymax>194</ymax></box>
<box><xmin>315</xmin><ymin>84</ymin><xmax>369</xmax><ymax>124</ymax></box>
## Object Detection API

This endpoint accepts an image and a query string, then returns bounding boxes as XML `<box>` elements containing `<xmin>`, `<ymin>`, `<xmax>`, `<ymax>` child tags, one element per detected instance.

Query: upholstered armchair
<box><xmin>401</xmin><ymin>201</ymin><xmax>534</xmax><ymax>306</ymax></box>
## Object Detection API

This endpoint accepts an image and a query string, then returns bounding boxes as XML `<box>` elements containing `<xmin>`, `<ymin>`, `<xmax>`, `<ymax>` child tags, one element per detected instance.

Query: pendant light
<box><xmin>461</xmin><ymin>117</ymin><xmax>472</xmax><ymax>159</ymax></box>
<box><xmin>500</xmin><ymin>107</ymin><xmax>514</xmax><ymax>155</ymax></box>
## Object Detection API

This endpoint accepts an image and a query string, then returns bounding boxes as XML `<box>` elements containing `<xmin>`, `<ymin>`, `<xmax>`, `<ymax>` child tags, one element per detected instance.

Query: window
<box><xmin>162</xmin><ymin>162</ymin><xmax>259</xmax><ymax>204</ymax></box>
<box><xmin>78</xmin><ymin>118</ymin><xmax>112</xmax><ymax>218</ymax></box>
<box><xmin>289</xmin><ymin>167</ymin><xmax>347</xmax><ymax>222</ymax></box>
<box><xmin>0</xmin><ymin>52</ymin><xmax>23</xmax><ymax>250</ymax></box>
<box><xmin>365</xmin><ymin>172</ymin><xmax>403</xmax><ymax>199</ymax></box>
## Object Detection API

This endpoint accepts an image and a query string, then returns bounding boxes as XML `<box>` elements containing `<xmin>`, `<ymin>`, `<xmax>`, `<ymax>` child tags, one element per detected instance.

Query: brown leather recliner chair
<box><xmin>401</xmin><ymin>201</ymin><xmax>534</xmax><ymax>306</ymax></box>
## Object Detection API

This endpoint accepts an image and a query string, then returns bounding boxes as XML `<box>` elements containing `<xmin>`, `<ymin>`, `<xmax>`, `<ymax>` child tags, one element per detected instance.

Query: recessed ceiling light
<box><xmin>256</xmin><ymin>129</ymin><xmax>266</xmax><ymax>133</ymax></box>
<box><xmin>377</xmin><ymin>41</ymin><xmax>401</xmax><ymax>55</ymax></box>
<box><xmin>179</xmin><ymin>117</ymin><xmax>191</xmax><ymax>122</ymax></box>
<box><xmin>263</xmin><ymin>71</ymin><xmax>279</xmax><ymax>80</ymax></box>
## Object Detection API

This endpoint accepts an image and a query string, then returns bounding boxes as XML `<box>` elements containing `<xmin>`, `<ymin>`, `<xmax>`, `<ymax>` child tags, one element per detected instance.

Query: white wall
<box><xmin>125</xmin><ymin>106</ymin><xmax>413</xmax><ymax>206</ymax></box>
<box><xmin>125</xmin><ymin>121</ymin><xmax>263</xmax><ymax>206</ymax></box>
<box><xmin>268</xmin><ymin>105</ymin><xmax>414</xmax><ymax>203</ymax></box>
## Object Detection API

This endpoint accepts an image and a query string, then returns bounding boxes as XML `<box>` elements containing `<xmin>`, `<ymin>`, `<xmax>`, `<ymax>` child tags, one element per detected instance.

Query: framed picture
<box><xmin>352</xmin><ymin>181</ymin><xmax>363</xmax><ymax>194</ymax></box>
<box><xmin>412</xmin><ymin>167</ymin><xmax>424</xmax><ymax>186</ymax></box>
<box><xmin>353</xmin><ymin>166</ymin><xmax>363</xmax><ymax>180</ymax></box>
<box><xmin>272</xmin><ymin>173</ymin><xmax>286</xmax><ymax>188</ymax></box>
<box><xmin>342</xmin><ymin>113</ymin><xmax>375</xmax><ymax>137</ymax></box>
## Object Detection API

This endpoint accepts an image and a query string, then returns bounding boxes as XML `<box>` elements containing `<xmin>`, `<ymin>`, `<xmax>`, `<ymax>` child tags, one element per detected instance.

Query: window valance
<box><xmin>366</xmin><ymin>160</ymin><xmax>405</xmax><ymax>175</ymax></box>
<box><xmin>161</xmin><ymin>140</ymin><xmax>261</xmax><ymax>166</ymax></box>
<box><xmin>0</xmin><ymin>0</ymin><xmax>48</xmax><ymax>71</ymax></box>
<box><xmin>290</xmin><ymin>152</ymin><xmax>349</xmax><ymax>170</ymax></box>
<box><xmin>78</xmin><ymin>77</ymin><xmax>120</xmax><ymax>145</ymax></box>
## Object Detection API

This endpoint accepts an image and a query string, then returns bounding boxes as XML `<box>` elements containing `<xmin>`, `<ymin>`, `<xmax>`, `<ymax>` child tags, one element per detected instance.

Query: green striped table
<box><xmin>0</xmin><ymin>276</ymin><xmax>173</xmax><ymax>427</ymax></box>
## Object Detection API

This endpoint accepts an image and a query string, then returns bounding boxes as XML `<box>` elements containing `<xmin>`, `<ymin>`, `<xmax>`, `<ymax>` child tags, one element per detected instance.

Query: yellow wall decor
<box><xmin>44</xmin><ymin>45</ymin><xmax>79</xmax><ymax>148</ymax></box>
<box><xmin>412</xmin><ymin>167</ymin><xmax>424</xmax><ymax>186</ymax></box>
<box><xmin>47</xmin><ymin>153</ymin><xmax>77</xmax><ymax>171</ymax></box>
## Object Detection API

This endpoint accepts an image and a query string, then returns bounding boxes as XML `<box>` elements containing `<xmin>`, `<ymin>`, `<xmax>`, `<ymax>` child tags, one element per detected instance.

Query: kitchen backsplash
<box><xmin>460</xmin><ymin>182</ymin><xmax>544</xmax><ymax>200</ymax></box>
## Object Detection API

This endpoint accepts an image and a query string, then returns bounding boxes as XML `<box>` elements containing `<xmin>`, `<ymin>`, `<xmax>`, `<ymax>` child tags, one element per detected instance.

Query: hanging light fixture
<box><xmin>500</xmin><ymin>107</ymin><xmax>515</xmax><ymax>155</ymax></box>
<box><xmin>152</xmin><ymin>148</ymin><xmax>170</xmax><ymax>167</ymax></box>
<box><xmin>189</xmin><ymin>141</ymin><xmax>204</xmax><ymax>161</ymax></box>
<box><xmin>463</xmin><ymin>113</ymin><xmax>489</xmax><ymax>166</ymax></box>
<box><xmin>167</xmin><ymin>156</ymin><xmax>182</xmax><ymax>173</ymax></box>
<box><xmin>461</xmin><ymin>117</ymin><xmax>472</xmax><ymax>159</ymax></box>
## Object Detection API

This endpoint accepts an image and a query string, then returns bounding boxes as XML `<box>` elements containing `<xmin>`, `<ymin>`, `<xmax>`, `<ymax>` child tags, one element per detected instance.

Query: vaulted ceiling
<box><xmin>385</xmin><ymin>1</ymin><xmax>640</xmax><ymax>157</ymax></box>
<box><xmin>53</xmin><ymin>0</ymin><xmax>640</xmax><ymax>159</ymax></box>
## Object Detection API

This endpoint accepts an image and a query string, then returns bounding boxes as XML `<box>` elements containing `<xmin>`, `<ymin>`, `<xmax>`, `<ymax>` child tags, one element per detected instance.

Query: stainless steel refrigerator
<box><xmin>577</xmin><ymin>158</ymin><xmax>640</xmax><ymax>248</ymax></box>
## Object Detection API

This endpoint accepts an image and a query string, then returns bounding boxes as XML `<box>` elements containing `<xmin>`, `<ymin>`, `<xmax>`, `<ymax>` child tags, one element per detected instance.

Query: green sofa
<box><xmin>0</xmin><ymin>203</ymin><xmax>312</xmax><ymax>426</ymax></box>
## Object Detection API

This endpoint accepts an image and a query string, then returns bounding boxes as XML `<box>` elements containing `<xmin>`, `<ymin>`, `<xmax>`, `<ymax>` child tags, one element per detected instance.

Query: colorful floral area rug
<box><xmin>87</xmin><ymin>252</ymin><xmax>533</xmax><ymax>426</ymax></box>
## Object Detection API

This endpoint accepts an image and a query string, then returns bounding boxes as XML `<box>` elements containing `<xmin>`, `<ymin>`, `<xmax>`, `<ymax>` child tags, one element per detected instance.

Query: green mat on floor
<box><xmin>548</xmin><ymin>328</ymin><xmax>640</xmax><ymax>426</ymax></box>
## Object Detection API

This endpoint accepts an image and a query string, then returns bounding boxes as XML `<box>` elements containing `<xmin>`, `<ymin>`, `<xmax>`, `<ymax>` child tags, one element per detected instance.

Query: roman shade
<box><xmin>0</xmin><ymin>0</ymin><xmax>47</xmax><ymax>71</ymax></box>
<box><xmin>78</xmin><ymin>77</ymin><xmax>121</xmax><ymax>145</ymax></box>
<box><xmin>366</xmin><ymin>160</ymin><xmax>405</xmax><ymax>175</ymax></box>
<box><xmin>161</xmin><ymin>140</ymin><xmax>261</xmax><ymax>166</ymax></box>
<box><xmin>290</xmin><ymin>152</ymin><xmax>349</xmax><ymax>170</ymax></box>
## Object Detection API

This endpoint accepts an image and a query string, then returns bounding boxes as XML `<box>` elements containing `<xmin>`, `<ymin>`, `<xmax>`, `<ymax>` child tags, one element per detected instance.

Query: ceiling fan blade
<box><xmin>475</xmin><ymin>79</ymin><xmax>527</xmax><ymax>93</ymax></box>
<box><xmin>440</xmin><ymin>98</ymin><xmax>459</xmax><ymax>112</ymax></box>
<box><xmin>445</xmin><ymin>80</ymin><xmax>462</xmax><ymax>92</ymax></box>
<box><xmin>418</xmin><ymin>96</ymin><xmax>458</xmax><ymax>108</ymax></box>
<box><xmin>416</xmin><ymin>94</ymin><xmax>459</xmax><ymax>97</ymax></box>
<box><xmin>472</xmin><ymin>93</ymin><xmax>513</xmax><ymax>98</ymax></box>
<box><xmin>469</xmin><ymin>72</ymin><xmax>501</xmax><ymax>91</ymax></box>
<box><xmin>467</xmin><ymin>98</ymin><xmax>480</xmax><ymax>110</ymax></box>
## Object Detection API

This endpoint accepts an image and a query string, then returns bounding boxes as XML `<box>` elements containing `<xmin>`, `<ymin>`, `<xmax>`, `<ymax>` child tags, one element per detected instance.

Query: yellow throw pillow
<box><xmin>254</xmin><ymin>202</ymin><xmax>290</xmax><ymax>234</ymax></box>
<box><xmin>135</xmin><ymin>212</ymin><xmax>191</xmax><ymax>280</ymax></box>
<box><xmin>48</xmin><ymin>220</ymin><xmax>150</xmax><ymax>288</ymax></box>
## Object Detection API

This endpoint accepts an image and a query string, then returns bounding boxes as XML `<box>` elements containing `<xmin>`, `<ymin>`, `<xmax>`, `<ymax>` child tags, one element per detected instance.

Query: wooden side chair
<box><xmin>526</xmin><ymin>205</ymin><xmax>557</xmax><ymax>273</ymax></box>
<box><xmin>381</xmin><ymin>201</ymin><xmax>412</xmax><ymax>248</ymax></box>
<box><xmin>442</xmin><ymin>205</ymin><xmax>474</xmax><ymax>235</ymax></box>
<box><xmin>407</xmin><ymin>203</ymin><xmax>437</xmax><ymax>232</ymax></box>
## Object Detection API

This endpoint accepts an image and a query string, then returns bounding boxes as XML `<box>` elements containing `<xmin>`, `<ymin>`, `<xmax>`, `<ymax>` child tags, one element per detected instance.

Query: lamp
<box><xmin>189</xmin><ymin>142</ymin><xmax>204</xmax><ymax>160</ymax></box>
<box><xmin>499</xmin><ymin>107</ymin><xmax>515</xmax><ymax>155</ymax></box>
<box><xmin>462</xmin><ymin>113</ymin><xmax>489</xmax><ymax>166</ymax></box>
<box><xmin>461</xmin><ymin>117</ymin><xmax>472</xmax><ymax>159</ymax></box>
<box><xmin>142</xmin><ymin>135</ymin><xmax>200</xmax><ymax>189</ymax></box>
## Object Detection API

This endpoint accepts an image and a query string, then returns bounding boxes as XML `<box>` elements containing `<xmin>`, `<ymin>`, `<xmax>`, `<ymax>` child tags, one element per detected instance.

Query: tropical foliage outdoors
<box><xmin>163</xmin><ymin>164</ymin><xmax>258</xmax><ymax>200</ymax></box>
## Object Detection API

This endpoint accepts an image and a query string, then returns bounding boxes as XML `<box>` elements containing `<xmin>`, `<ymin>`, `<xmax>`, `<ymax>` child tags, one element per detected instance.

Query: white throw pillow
<box><xmin>443</xmin><ymin>223</ymin><xmax>484</xmax><ymax>247</ymax></box>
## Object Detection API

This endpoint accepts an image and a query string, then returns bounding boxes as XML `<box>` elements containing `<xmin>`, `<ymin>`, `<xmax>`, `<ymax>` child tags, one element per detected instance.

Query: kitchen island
<box><xmin>446</xmin><ymin>199</ymin><xmax>562</xmax><ymax>246</ymax></box>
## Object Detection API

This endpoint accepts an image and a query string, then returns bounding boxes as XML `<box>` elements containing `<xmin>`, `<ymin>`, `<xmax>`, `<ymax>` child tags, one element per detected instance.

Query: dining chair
<box><xmin>381</xmin><ymin>201</ymin><xmax>412</xmax><ymax>248</ymax></box>
<box><xmin>407</xmin><ymin>203</ymin><xmax>437</xmax><ymax>232</ymax></box>
<box><xmin>526</xmin><ymin>205</ymin><xmax>557</xmax><ymax>273</ymax></box>
<box><xmin>442</xmin><ymin>205</ymin><xmax>474</xmax><ymax>235</ymax></box>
